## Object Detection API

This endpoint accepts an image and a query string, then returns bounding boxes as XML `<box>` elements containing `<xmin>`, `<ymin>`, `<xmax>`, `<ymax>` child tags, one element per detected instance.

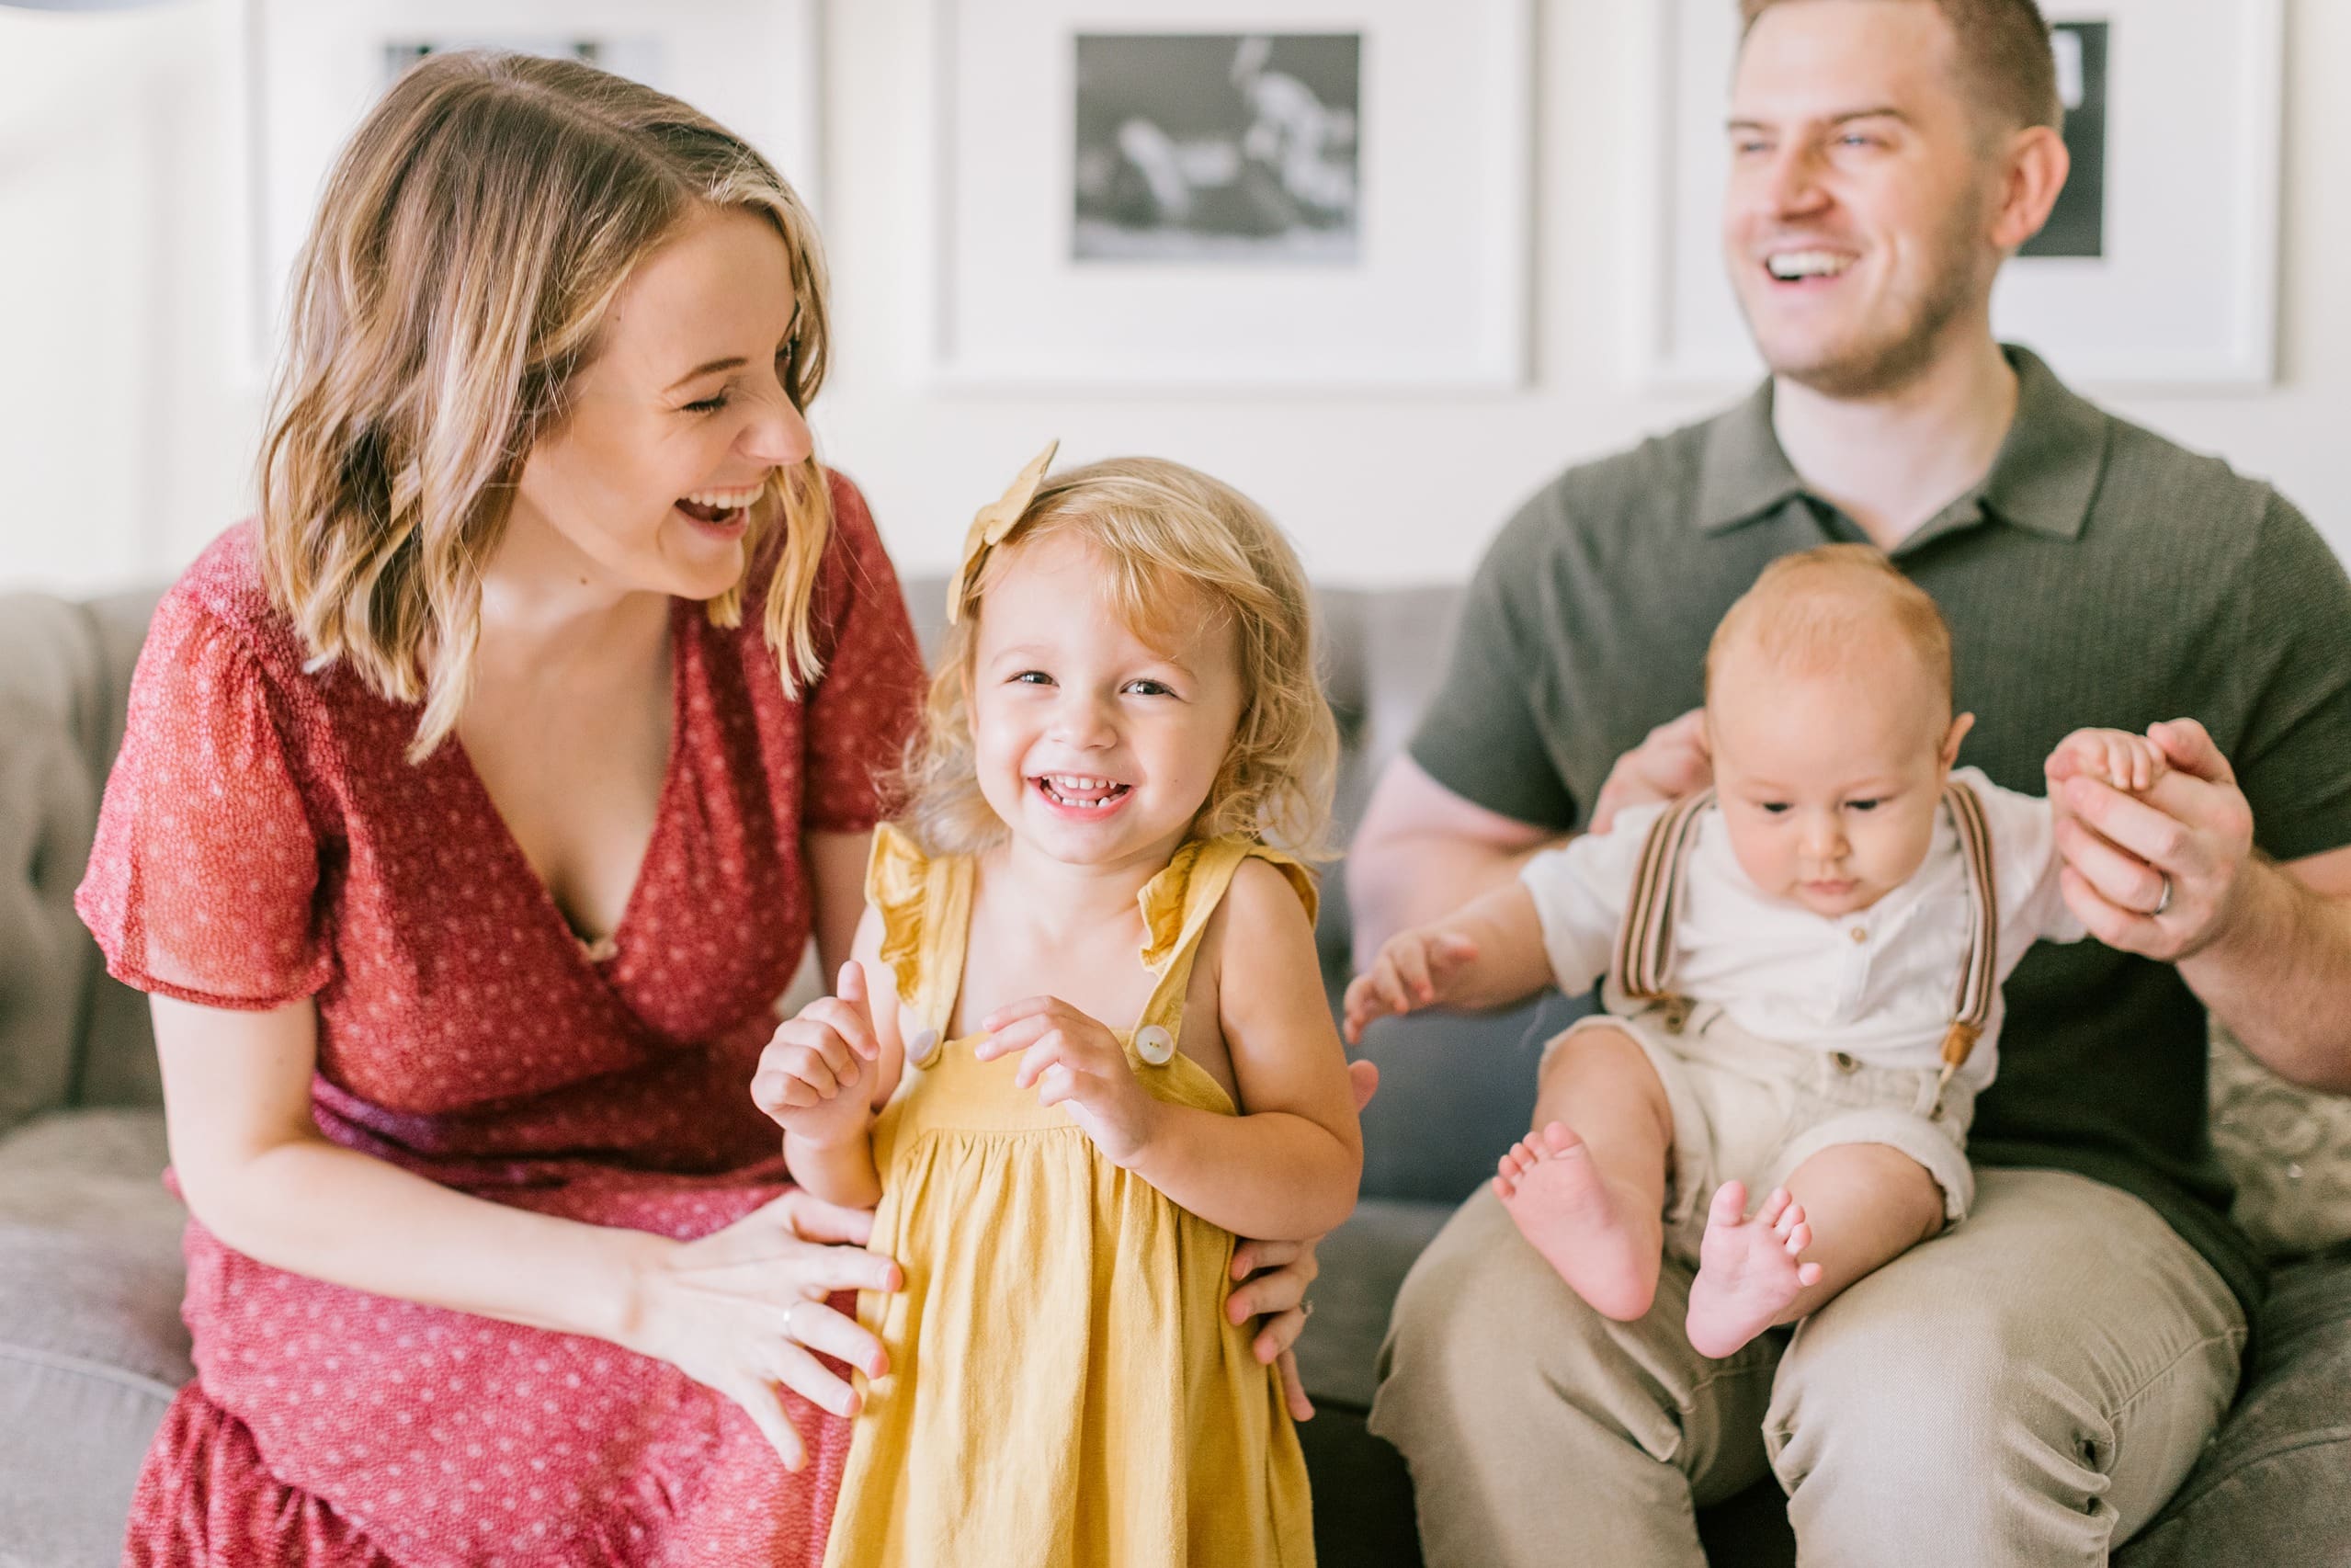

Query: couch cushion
<box><xmin>1293</xmin><ymin>1198</ymin><xmax>1454</xmax><ymax>1411</ymax></box>
<box><xmin>0</xmin><ymin>1107</ymin><xmax>188</xmax><ymax>1568</ymax></box>
<box><xmin>0</xmin><ymin>1108</ymin><xmax>189</xmax><ymax>1380</ymax></box>
<box><xmin>0</xmin><ymin>1344</ymin><xmax>179</xmax><ymax>1568</ymax></box>
<box><xmin>0</xmin><ymin>595</ymin><xmax>109</xmax><ymax>1134</ymax></box>
<box><xmin>2209</xmin><ymin>1027</ymin><xmax>2351</xmax><ymax>1261</ymax></box>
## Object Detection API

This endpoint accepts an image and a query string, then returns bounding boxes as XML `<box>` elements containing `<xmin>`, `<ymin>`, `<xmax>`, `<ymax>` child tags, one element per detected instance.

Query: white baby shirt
<box><xmin>1518</xmin><ymin>767</ymin><xmax>2088</xmax><ymax>1091</ymax></box>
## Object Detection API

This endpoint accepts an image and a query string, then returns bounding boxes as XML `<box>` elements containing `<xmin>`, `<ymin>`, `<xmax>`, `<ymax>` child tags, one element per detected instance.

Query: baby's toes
<box><xmin>1784</xmin><ymin>1220</ymin><xmax>1812</xmax><ymax>1256</ymax></box>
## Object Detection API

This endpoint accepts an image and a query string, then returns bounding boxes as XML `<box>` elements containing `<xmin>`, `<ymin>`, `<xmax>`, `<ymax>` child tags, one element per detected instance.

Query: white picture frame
<box><xmin>1636</xmin><ymin>0</ymin><xmax>2283</xmax><ymax>391</ymax></box>
<box><xmin>235</xmin><ymin>0</ymin><xmax>822</xmax><ymax>383</ymax></box>
<box><xmin>930</xmin><ymin>0</ymin><xmax>1531</xmax><ymax>391</ymax></box>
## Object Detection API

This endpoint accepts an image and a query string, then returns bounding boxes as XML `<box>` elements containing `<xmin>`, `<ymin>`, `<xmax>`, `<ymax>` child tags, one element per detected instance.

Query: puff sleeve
<box><xmin>74</xmin><ymin>595</ymin><xmax>330</xmax><ymax>1010</ymax></box>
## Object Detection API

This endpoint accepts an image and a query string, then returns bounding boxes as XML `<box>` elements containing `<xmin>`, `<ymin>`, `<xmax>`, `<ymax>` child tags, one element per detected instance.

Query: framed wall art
<box><xmin>930</xmin><ymin>0</ymin><xmax>1532</xmax><ymax>390</ymax></box>
<box><xmin>238</xmin><ymin>0</ymin><xmax>822</xmax><ymax>381</ymax></box>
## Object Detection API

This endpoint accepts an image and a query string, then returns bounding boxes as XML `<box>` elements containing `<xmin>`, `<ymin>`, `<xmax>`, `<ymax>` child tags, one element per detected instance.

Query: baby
<box><xmin>1346</xmin><ymin>545</ymin><xmax>2164</xmax><ymax>1357</ymax></box>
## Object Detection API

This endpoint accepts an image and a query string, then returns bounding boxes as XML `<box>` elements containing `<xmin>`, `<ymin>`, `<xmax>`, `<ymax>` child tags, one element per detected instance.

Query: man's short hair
<box><xmin>1740</xmin><ymin>0</ymin><xmax>2062</xmax><ymax>134</ymax></box>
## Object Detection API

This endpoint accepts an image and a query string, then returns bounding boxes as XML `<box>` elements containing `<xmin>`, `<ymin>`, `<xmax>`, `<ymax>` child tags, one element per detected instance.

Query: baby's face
<box><xmin>1707</xmin><ymin>651</ymin><xmax>1965</xmax><ymax>919</ymax></box>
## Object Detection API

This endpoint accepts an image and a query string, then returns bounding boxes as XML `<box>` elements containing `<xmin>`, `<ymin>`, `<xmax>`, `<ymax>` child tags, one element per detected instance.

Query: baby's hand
<box><xmin>975</xmin><ymin>997</ymin><xmax>1159</xmax><ymax>1166</ymax></box>
<box><xmin>2046</xmin><ymin>727</ymin><xmax>2169</xmax><ymax>797</ymax></box>
<box><xmin>1342</xmin><ymin>927</ymin><xmax>1480</xmax><ymax>1044</ymax></box>
<box><xmin>752</xmin><ymin>961</ymin><xmax>881</xmax><ymax>1149</ymax></box>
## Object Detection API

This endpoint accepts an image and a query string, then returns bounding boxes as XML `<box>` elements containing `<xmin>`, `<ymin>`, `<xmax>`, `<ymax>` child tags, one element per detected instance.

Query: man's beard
<box><xmin>1745</xmin><ymin>199</ymin><xmax>1991</xmax><ymax>401</ymax></box>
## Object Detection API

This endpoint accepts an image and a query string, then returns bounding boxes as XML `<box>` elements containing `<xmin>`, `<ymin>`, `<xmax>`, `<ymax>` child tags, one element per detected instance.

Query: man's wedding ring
<box><xmin>2150</xmin><ymin>874</ymin><xmax>2174</xmax><ymax>917</ymax></box>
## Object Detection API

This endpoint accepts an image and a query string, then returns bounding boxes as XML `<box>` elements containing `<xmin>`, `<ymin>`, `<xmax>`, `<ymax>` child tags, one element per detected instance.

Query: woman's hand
<box><xmin>975</xmin><ymin>996</ymin><xmax>1161</xmax><ymax>1165</ymax></box>
<box><xmin>622</xmin><ymin>1188</ymin><xmax>902</xmax><ymax>1471</ymax></box>
<box><xmin>1226</xmin><ymin>1059</ymin><xmax>1380</xmax><ymax>1421</ymax></box>
<box><xmin>753</xmin><ymin>963</ymin><xmax>882</xmax><ymax>1151</ymax></box>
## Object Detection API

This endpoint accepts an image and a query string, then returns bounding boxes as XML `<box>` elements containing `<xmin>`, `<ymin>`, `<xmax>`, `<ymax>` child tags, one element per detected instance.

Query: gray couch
<box><xmin>6</xmin><ymin>573</ymin><xmax>2349</xmax><ymax>1568</ymax></box>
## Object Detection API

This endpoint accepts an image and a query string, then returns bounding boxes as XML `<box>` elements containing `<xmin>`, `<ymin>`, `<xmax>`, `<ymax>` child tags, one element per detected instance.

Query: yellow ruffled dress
<box><xmin>820</xmin><ymin>824</ymin><xmax>1318</xmax><ymax>1568</ymax></box>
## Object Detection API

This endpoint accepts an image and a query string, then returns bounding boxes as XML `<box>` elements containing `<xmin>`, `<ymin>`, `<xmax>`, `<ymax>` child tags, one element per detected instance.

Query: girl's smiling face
<box><xmin>969</xmin><ymin>530</ymin><xmax>1244</xmax><ymax>875</ymax></box>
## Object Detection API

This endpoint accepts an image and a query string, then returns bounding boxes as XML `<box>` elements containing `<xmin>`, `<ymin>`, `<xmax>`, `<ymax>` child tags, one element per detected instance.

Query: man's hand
<box><xmin>1591</xmin><ymin>709</ymin><xmax>1710</xmax><ymax>835</ymax></box>
<box><xmin>2054</xmin><ymin>717</ymin><xmax>2254</xmax><ymax>961</ymax></box>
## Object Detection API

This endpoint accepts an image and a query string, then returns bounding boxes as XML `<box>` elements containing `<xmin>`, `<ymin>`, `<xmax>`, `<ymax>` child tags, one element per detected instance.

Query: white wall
<box><xmin>3</xmin><ymin>0</ymin><xmax>2345</xmax><ymax>598</ymax></box>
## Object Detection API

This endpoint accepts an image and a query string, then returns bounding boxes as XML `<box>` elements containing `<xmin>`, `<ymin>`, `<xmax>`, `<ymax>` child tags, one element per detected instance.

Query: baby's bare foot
<box><xmin>1686</xmin><ymin>1181</ymin><xmax>1823</xmax><ymax>1358</ymax></box>
<box><xmin>1494</xmin><ymin>1122</ymin><xmax>1661</xmax><ymax>1321</ymax></box>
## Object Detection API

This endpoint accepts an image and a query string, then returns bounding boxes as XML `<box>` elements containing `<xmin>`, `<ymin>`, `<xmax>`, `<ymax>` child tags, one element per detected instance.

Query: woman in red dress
<box><xmin>76</xmin><ymin>52</ymin><xmax>1338</xmax><ymax>1568</ymax></box>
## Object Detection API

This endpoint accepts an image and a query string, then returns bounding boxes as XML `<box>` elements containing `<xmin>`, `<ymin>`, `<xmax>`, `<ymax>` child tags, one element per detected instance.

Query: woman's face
<box><xmin>507</xmin><ymin>204</ymin><xmax>812</xmax><ymax>603</ymax></box>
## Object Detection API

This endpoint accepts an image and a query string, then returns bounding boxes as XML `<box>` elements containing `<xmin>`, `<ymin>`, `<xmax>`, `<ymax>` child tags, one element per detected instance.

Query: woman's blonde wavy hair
<box><xmin>897</xmin><ymin>458</ymin><xmax>1338</xmax><ymax>860</ymax></box>
<box><xmin>257</xmin><ymin>50</ymin><xmax>835</xmax><ymax>761</ymax></box>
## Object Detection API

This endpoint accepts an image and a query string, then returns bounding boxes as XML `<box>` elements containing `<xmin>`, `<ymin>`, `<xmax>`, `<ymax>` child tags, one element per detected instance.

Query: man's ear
<box><xmin>1942</xmin><ymin>711</ymin><xmax>1977</xmax><ymax>769</ymax></box>
<box><xmin>1992</xmin><ymin>125</ymin><xmax>2070</xmax><ymax>254</ymax></box>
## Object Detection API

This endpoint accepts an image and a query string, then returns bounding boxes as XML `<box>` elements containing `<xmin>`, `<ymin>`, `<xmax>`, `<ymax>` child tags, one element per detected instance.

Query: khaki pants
<box><xmin>1369</xmin><ymin>1168</ymin><xmax>2245</xmax><ymax>1567</ymax></box>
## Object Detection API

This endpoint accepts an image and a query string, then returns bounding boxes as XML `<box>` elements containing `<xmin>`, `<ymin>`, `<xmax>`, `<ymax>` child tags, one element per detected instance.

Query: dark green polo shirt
<box><xmin>1411</xmin><ymin>346</ymin><xmax>2351</xmax><ymax>1312</ymax></box>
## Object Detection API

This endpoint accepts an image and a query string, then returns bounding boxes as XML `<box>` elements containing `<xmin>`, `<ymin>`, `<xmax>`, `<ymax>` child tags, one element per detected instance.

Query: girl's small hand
<box><xmin>1341</xmin><ymin>928</ymin><xmax>1479</xmax><ymax>1043</ymax></box>
<box><xmin>2047</xmin><ymin>726</ymin><xmax>2170</xmax><ymax>800</ymax></box>
<box><xmin>976</xmin><ymin>996</ymin><xmax>1160</xmax><ymax>1165</ymax></box>
<box><xmin>752</xmin><ymin>961</ymin><xmax>881</xmax><ymax>1148</ymax></box>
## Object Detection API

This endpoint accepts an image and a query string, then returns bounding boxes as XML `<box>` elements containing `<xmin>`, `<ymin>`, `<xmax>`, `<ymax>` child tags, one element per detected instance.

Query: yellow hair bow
<box><xmin>946</xmin><ymin>439</ymin><xmax>1060</xmax><ymax>624</ymax></box>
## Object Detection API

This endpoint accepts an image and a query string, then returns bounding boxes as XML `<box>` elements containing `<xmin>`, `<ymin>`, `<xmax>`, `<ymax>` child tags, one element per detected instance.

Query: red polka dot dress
<box><xmin>75</xmin><ymin>473</ymin><xmax>925</xmax><ymax>1568</ymax></box>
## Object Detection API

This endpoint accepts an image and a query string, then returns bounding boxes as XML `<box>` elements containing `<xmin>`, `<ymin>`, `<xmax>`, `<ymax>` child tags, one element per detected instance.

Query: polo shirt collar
<box><xmin>1693</xmin><ymin>345</ymin><xmax>2108</xmax><ymax>542</ymax></box>
<box><xmin>1693</xmin><ymin>379</ymin><xmax>1805</xmax><ymax>535</ymax></box>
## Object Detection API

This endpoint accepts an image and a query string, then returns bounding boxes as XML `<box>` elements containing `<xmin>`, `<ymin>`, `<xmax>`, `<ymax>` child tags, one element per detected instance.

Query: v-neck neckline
<box><xmin>449</xmin><ymin>597</ymin><xmax>690</xmax><ymax>980</ymax></box>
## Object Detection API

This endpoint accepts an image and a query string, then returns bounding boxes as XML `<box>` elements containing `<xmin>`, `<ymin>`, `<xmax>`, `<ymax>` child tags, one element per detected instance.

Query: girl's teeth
<box><xmin>1040</xmin><ymin>775</ymin><xmax>1127</xmax><ymax>808</ymax></box>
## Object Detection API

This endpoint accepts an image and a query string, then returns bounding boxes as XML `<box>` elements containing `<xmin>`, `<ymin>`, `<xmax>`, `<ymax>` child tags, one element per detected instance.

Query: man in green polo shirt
<box><xmin>1353</xmin><ymin>2</ymin><xmax>2351</xmax><ymax>1564</ymax></box>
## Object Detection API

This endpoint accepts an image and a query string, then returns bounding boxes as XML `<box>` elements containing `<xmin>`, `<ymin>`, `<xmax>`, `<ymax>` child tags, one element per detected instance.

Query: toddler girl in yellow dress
<box><xmin>754</xmin><ymin>446</ymin><xmax>1364</xmax><ymax>1567</ymax></box>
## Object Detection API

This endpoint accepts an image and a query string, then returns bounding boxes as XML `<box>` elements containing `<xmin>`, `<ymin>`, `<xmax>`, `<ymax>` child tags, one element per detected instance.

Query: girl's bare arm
<box><xmin>1125</xmin><ymin>860</ymin><xmax>1364</xmax><ymax>1240</ymax></box>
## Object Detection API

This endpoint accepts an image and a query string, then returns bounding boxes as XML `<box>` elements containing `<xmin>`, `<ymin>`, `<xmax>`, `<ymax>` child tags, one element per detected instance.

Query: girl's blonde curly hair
<box><xmin>896</xmin><ymin>458</ymin><xmax>1337</xmax><ymax>860</ymax></box>
<box><xmin>257</xmin><ymin>50</ymin><xmax>835</xmax><ymax>762</ymax></box>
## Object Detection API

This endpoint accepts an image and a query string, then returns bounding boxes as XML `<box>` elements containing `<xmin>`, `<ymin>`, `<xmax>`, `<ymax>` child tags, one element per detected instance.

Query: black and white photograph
<box><xmin>935</xmin><ymin>0</ymin><xmax>1528</xmax><ymax>388</ymax></box>
<box><xmin>243</xmin><ymin>0</ymin><xmax>819</xmax><ymax>381</ymax></box>
<box><xmin>1072</xmin><ymin>33</ymin><xmax>1361</xmax><ymax>264</ymax></box>
<box><xmin>2021</xmin><ymin>20</ymin><xmax>2107</xmax><ymax>258</ymax></box>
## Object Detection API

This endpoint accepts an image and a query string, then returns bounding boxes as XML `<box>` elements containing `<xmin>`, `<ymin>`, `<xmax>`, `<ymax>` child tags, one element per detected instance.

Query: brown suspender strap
<box><xmin>1936</xmin><ymin>778</ymin><xmax>2001</xmax><ymax>1093</ymax></box>
<box><xmin>1612</xmin><ymin>790</ymin><xmax>1714</xmax><ymax>1006</ymax></box>
<box><xmin>1611</xmin><ymin>783</ymin><xmax>2002</xmax><ymax>1094</ymax></box>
